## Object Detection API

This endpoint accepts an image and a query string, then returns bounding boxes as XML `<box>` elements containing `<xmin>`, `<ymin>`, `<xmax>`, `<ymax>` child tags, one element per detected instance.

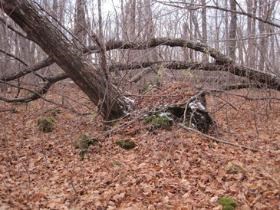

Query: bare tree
<box><xmin>201</xmin><ymin>0</ymin><xmax>208</xmax><ymax>62</ymax></box>
<box><xmin>142</xmin><ymin>0</ymin><xmax>158</xmax><ymax>62</ymax></box>
<box><xmin>228</xmin><ymin>0</ymin><xmax>237</xmax><ymax>60</ymax></box>
<box><xmin>0</xmin><ymin>0</ymin><xmax>132</xmax><ymax>120</ymax></box>
<box><xmin>247</xmin><ymin>0</ymin><xmax>257</xmax><ymax>68</ymax></box>
<box><xmin>257</xmin><ymin>0</ymin><xmax>276</xmax><ymax>72</ymax></box>
<box><xmin>74</xmin><ymin>0</ymin><xmax>87</xmax><ymax>46</ymax></box>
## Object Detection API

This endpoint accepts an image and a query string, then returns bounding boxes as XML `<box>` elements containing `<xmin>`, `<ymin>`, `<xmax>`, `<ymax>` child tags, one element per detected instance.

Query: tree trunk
<box><xmin>74</xmin><ymin>0</ymin><xmax>87</xmax><ymax>46</ymax></box>
<box><xmin>143</xmin><ymin>0</ymin><xmax>158</xmax><ymax>62</ymax></box>
<box><xmin>228</xmin><ymin>0</ymin><xmax>237</xmax><ymax>60</ymax></box>
<box><xmin>201</xmin><ymin>0</ymin><xmax>208</xmax><ymax>62</ymax></box>
<box><xmin>258</xmin><ymin>1</ymin><xmax>275</xmax><ymax>72</ymax></box>
<box><xmin>258</xmin><ymin>0</ymin><xmax>267</xmax><ymax>71</ymax></box>
<box><xmin>224</xmin><ymin>0</ymin><xmax>229</xmax><ymax>56</ymax></box>
<box><xmin>247</xmin><ymin>0</ymin><xmax>257</xmax><ymax>68</ymax></box>
<box><xmin>0</xmin><ymin>0</ymin><xmax>132</xmax><ymax>120</ymax></box>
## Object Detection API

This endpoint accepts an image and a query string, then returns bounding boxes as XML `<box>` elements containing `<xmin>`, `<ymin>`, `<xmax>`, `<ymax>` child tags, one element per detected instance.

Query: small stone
<box><xmin>210</xmin><ymin>196</ymin><xmax>219</xmax><ymax>203</ymax></box>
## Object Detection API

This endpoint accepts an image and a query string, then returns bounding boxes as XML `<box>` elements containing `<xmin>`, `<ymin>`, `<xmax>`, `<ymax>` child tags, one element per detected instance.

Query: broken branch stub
<box><xmin>183</xmin><ymin>91</ymin><xmax>213</xmax><ymax>133</ymax></box>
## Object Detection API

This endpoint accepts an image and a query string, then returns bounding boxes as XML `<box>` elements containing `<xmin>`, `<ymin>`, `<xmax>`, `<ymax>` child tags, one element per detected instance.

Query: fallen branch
<box><xmin>0</xmin><ymin>36</ymin><xmax>279</xmax><ymax>111</ymax></box>
<box><xmin>0</xmin><ymin>57</ymin><xmax>54</xmax><ymax>81</ymax></box>
<box><xmin>0</xmin><ymin>73</ymin><xmax>67</xmax><ymax>103</ymax></box>
<box><xmin>211</xmin><ymin>90</ymin><xmax>280</xmax><ymax>102</ymax></box>
<box><xmin>0</xmin><ymin>108</ymin><xmax>16</xmax><ymax>113</ymax></box>
<box><xmin>0</xmin><ymin>16</ymin><xmax>28</xmax><ymax>39</ymax></box>
<box><xmin>0</xmin><ymin>48</ymin><xmax>28</xmax><ymax>66</ymax></box>
<box><xmin>1</xmin><ymin>59</ymin><xmax>279</xmax><ymax>106</ymax></box>
<box><xmin>2</xmin><ymin>38</ymin><xmax>279</xmax><ymax>91</ymax></box>
<box><xmin>125</xmin><ymin>93</ymin><xmax>192</xmax><ymax>98</ymax></box>
<box><xmin>87</xmin><ymin>38</ymin><xmax>232</xmax><ymax>64</ymax></box>
<box><xmin>109</xmin><ymin>61</ymin><xmax>280</xmax><ymax>91</ymax></box>
<box><xmin>178</xmin><ymin>123</ymin><xmax>259</xmax><ymax>152</ymax></box>
<box><xmin>221</xmin><ymin>83</ymin><xmax>262</xmax><ymax>91</ymax></box>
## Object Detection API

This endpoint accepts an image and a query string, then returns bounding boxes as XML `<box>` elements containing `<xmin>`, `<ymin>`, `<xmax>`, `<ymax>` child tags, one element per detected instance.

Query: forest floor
<box><xmin>0</xmin><ymin>82</ymin><xmax>279</xmax><ymax>209</ymax></box>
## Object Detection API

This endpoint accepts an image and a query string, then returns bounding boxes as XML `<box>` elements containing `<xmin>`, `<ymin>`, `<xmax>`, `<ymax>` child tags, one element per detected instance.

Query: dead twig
<box><xmin>178</xmin><ymin>123</ymin><xmax>259</xmax><ymax>152</ymax></box>
<box><xmin>0</xmin><ymin>108</ymin><xmax>16</xmax><ymax>113</ymax></box>
<box><xmin>124</xmin><ymin>93</ymin><xmax>192</xmax><ymax>98</ymax></box>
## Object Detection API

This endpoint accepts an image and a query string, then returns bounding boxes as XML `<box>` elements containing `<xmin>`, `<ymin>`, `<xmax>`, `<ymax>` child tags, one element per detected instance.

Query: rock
<box><xmin>210</xmin><ymin>196</ymin><xmax>219</xmax><ymax>203</ymax></box>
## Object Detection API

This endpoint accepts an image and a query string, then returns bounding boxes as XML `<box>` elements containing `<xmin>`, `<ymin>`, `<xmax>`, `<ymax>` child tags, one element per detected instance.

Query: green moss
<box><xmin>74</xmin><ymin>134</ymin><xmax>98</xmax><ymax>160</ymax></box>
<box><xmin>144</xmin><ymin>114</ymin><xmax>173</xmax><ymax>129</ymax></box>
<box><xmin>37</xmin><ymin>117</ymin><xmax>55</xmax><ymax>133</ymax></box>
<box><xmin>218</xmin><ymin>196</ymin><xmax>237</xmax><ymax>210</ymax></box>
<box><xmin>116</xmin><ymin>139</ymin><xmax>136</xmax><ymax>150</ymax></box>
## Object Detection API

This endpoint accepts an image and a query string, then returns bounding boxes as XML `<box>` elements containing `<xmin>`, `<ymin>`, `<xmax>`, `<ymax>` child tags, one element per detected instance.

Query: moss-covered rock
<box><xmin>116</xmin><ymin>139</ymin><xmax>136</xmax><ymax>150</ymax></box>
<box><xmin>144</xmin><ymin>113</ymin><xmax>173</xmax><ymax>130</ymax></box>
<box><xmin>37</xmin><ymin>117</ymin><xmax>55</xmax><ymax>133</ymax></box>
<box><xmin>74</xmin><ymin>134</ymin><xmax>98</xmax><ymax>159</ymax></box>
<box><xmin>218</xmin><ymin>196</ymin><xmax>237</xmax><ymax>210</ymax></box>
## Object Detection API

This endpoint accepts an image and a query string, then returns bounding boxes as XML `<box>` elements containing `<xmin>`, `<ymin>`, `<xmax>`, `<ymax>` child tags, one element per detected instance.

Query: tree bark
<box><xmin>108</xmin><ymin>61</ymin><xmax>280</xmax><ymax>91</ymax></box>
<box><xmin>228</xmin><ymin>0</ymin><xmax>237</xmax><ymax>60</ymax></box>
<box><xmin>87</xmin><ymin>38</ymin><xmax>233</xmax><ymax>64</ymax></box>
<box><xmin>0</xmin><ymin>0</ymin><xmax>131</xmax><ymax>120</ymax></box>
<box><xmin>74</xmin><ymin>0</ymin><xmax>87</xmax><ymax>46</ymax></box>
<box><xmin>247</xmin><ymin>0</ymin><xmax>257</xmax><ymax>68</ymax></box>
<box><xmin>143</xmin><ymin>0</ymin><xmax>158</xmax><ymax>62</ymax></box>
<box><xmin>201</xmin><ymin>0</ymin><xmax>208</xmax><ymax>62</ymax></box>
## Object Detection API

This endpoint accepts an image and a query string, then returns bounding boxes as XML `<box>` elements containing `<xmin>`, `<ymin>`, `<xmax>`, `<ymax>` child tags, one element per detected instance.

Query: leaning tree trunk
<box><xmin>0</xmin><ymin>0</ymin><xmax>132</xmax><ymax>120</ymax></box>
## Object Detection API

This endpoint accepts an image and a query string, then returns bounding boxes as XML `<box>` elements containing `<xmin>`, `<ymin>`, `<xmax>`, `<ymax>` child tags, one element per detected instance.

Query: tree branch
<box><xmin>108</xmin><ymin>61</ymin><xmax>280</xmax><ymax>91</ymax></box>
<box><xmin>0</xmin><ymin>57</ymin><xmax>54</xmax><ymax>81</ymax></box>
<box><xmin>155</xmin><ymin>0</ymin><xmax>280</xmax><ymax>29</ymax></box>
<box><xmin>179</xmin><ymin>123</ymin><xmax>259</xmax><ymax>152</ymax></box>
<box><xmin>0</xmin><ymin>48</ymin><xmax>28</xmax><ymax>66</ymax></box>
<box><xmin>0</xmin><ymin>73</ymin><xmax>67</xmax><ymax>103</ymax></box>
<box><xmin>87</xmin><ymin>38</ymin><xmax>233</xmax><ymax>64</ymax></box>
<box><xmin>0</xmin><ymin>16</ymin><xmax>28</xmax><ymax>39</ymax></box>
<box><xmin>1</xmin><ymin>37</ymin><xmax>279</xmax><ymax>100</ymax></box>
